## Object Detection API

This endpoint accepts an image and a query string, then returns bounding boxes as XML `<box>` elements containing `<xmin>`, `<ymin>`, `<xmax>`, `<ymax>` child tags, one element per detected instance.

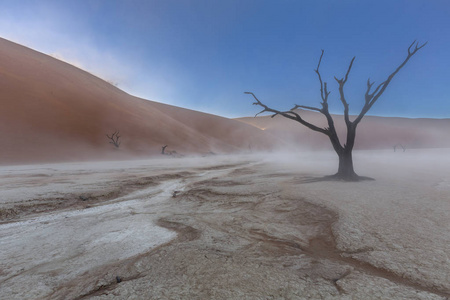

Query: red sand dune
<box><xmin>237</xmin><ymin>109</ymin><xmax>450</xmax><ymax>151</ymax></box>
<box><xmin>1</xmin><ymin>37</ymin><xmax>448</xmax><ymax>165</ymax></box>
<box><xmin>0</xmin><ymin>38</ymin><xmax>276</xmax><ymax>165</ymax></box>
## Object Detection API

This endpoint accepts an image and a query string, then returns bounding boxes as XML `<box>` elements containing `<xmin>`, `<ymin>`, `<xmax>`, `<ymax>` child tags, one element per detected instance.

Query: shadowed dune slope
<box><xmin>0</xmin><ymin>38</ymin><xmax>276</xmax><ymax>165</ymax></box>
<box><xmin>237</xmin><ymin>109</ymin><xmax>450</xmax><ymax>151</ymax></box>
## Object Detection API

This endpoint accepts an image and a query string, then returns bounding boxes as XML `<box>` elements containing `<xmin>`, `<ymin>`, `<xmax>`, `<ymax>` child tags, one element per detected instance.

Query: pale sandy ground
<box><xmin>0</xmin><ymin>149</ymin><xmax>449</xmax><ymax>299</ymax></box>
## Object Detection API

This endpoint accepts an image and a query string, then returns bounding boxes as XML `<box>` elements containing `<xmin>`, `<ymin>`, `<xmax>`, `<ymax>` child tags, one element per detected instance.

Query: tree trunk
<box><xmin>335</xmin><ymin>150</ymin><xmax>359</xmax><ymax>181</ymax></box>
<box><xmin>326</xmin><ymin>131</ymin><xmax>358</xmax><ymax>181</ymax></box>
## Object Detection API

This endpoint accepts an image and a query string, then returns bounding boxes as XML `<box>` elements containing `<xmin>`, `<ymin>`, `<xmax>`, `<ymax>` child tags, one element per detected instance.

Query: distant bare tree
<box><xmin>246</xmin><ymin>41</ymin><xmax>426</xmax><ymax>181</ymax></box>
<box><xmin>393</xmin><ymin>144</ymin><xmax>406</xmax><ymax>152</ymax></box>
<box><xmin>106</xmin><ymin>130</ymin><xmax>121</xmax><ymax>148</ymax></box>
<box><xmin>161</xmin><ymin>145</ymin><xmax>183</xmax><ymax>157</ymax></box>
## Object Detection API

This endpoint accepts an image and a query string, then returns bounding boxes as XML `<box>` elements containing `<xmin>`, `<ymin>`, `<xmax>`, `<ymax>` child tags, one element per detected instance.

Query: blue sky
<box><xmin>0</xmin><ymin>0</ymin><xmax>449</xmax><ymax>118</ymax></box>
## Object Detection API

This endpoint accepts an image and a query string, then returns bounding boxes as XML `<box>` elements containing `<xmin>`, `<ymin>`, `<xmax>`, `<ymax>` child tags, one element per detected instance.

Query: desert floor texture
<box><xmin>1</xmin><ymin>149</ymin><xmax>449</xmax><ymax>299</ymax></box>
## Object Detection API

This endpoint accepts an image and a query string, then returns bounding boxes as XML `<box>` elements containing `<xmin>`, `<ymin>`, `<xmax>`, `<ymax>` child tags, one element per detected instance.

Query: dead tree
<box><xmin>246</xmin><ymin>41</ymin><xmax>426</xmax><ymax>181</ymax></box>
<box><xmin>161</xmin><ymin>145</ymin><xmax>168</xmax><ymax>155</ymax></box>
<box><xmin>393</xmin><ymin>144</ymin><xmax>406</xmax><ymax>152</ymax></box>
<box><xmin>106</xmin><ymin>130</ymin><xmax>121</xmax><ymax>148</ymax></box>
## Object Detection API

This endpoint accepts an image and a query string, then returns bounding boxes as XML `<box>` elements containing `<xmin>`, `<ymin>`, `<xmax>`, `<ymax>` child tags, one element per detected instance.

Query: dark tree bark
<box><xmin>246</xmin><ymin>41</ymin><xmax>426</xmax><ymax>181</ymax></box>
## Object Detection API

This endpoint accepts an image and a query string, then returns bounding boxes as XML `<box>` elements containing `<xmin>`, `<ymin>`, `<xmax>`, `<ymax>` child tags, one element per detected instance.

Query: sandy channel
<box><xmin>0</xmin><ymin>150</ymin><xmax>449</xmax><ymax>299</ymax></box>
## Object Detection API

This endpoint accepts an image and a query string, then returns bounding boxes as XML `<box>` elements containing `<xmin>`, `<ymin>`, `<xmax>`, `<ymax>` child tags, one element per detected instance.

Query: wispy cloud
<box><xmin>0</xmin><ymin>4</ymin><xmax>187</xmax><ymax>109</ymax></box>
<box><xmin>0</xmin><ymin>3</ymin><xmax>132</xmax><ymax>90</ymax></box>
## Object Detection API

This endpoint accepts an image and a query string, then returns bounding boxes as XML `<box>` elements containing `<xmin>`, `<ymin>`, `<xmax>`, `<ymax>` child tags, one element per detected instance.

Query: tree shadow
<box><xmin>294</xmin><ymin>174</ymin><xmax>375</xmax><ymax>184</ymax></box>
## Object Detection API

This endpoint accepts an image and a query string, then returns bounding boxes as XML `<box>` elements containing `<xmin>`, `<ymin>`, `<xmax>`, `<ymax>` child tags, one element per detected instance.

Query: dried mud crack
<box><xmin>81</xmin><ymin>171</ymin><xmax>447</xmax><ymax>299</ymax></box>
<box><xmin>0</xmin><ymin>171</ymin><xmax>194</xmax><ymax>223</ymax></box>
<box><xmin>1</xmin><ymin>159</ymin><xmax>448</xmax><ymax>299</ymax></box>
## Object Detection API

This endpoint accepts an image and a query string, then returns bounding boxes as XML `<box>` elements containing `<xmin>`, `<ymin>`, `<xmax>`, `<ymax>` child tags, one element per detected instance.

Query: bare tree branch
<box><xmin>364</xmin><ymin>79</ymin><xmax>375</xmax><ymax>103</ymax></box>
<box><xmin>354</xmin><ymin>41</ymin><xmax>427</xmax><ymax>125</ymax></box>
<box><xmin>244</xmin><ymin>92</ymin><xmax>328</xmax><ymax>134</ymax></box>
<box><xmin>251</xmin><ymin>51</ymin><xmax>344</xmax><ymax>151</ymax></box>
<box><xmin>314</xmin><ymin>50</ymin><xmax>331</xmax><ymax>104</ymax></box>
<box><xmin>343</xmin><ymin>56</ymin><xmax>355</xmax><ymax>84</ymax></box>
<box><xmin>291</xmin><ymin>104</ymin><xmax>322</xmax><ymax>113</ymax></box>
<box><xmin>106</xmin><ymin>130</ymin><xmax>121</xmax><ymax>148</ymax></box>
<box><xmin>311</xmin><ymin>51</ymin><xmax>343</xmax><ymax>148</ymax></box>
<box><xmin>334</xmin><ymin>56</ymin><xmax>355</xmax><ymax>126</ymax></box>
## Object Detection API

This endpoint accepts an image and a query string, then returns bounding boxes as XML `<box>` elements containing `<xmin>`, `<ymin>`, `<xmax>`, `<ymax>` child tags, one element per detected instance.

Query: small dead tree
<box><xmin>106</xmin><ymin>130</ymin><xmax>121</xmax><ymax>148</ymax></box>
<box><xmin>246</xmin><ymin>41</ymin><xmax>426</xmax><ymax>181</ymax></box>
<box><xmin>161</xmin><ymin>145</ymin><xmax>168</xmax><ymax>155</ymax></box>
<box><xmin>393</xmin><ymin>144</ymin><xmax>406</xmax><ymax>152</ymax></box>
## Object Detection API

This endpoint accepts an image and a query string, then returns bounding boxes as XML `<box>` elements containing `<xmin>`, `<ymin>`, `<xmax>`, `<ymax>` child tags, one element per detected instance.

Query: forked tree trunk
<box><xmin>336</xmin><ymin>151</ymin><xmax>358</xmax><ymax>180</ymax></box>
<box><xmin>328</xmin><ymin>129</ymin><xmax>359</xmax><ymax>180</ymax></box>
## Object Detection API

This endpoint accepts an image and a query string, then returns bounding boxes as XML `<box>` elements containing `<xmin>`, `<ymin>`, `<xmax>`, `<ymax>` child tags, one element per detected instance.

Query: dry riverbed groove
<box><xmin>1</xmin><ymin>151</ymin><xmax>449</xmax><ymax>299</ymax></box>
